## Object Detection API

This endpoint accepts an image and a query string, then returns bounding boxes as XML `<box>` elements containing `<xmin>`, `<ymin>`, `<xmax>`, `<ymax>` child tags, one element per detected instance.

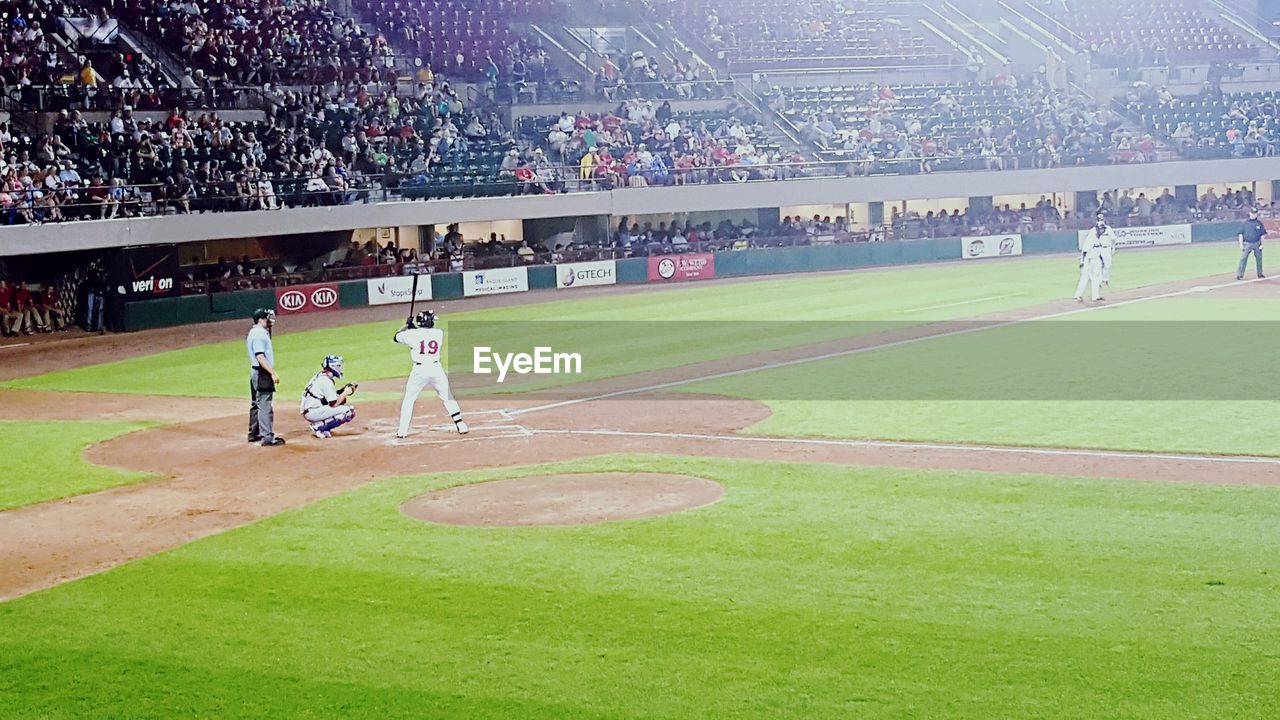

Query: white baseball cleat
<box><xmin>1073</xmin><ymin>296</ymin><xmax>1084</xmax><ymax>303</ymax></box>
<box><xmin>456</xmin><ymin>421</ymin><xmax>469</xmax><ymax>435</ymax></box>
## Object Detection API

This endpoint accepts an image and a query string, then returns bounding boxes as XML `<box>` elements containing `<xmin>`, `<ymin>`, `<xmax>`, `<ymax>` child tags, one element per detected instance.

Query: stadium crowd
<box><xmin>0</xmin><ymin>0</ymin><xmax>1273</xmax><ymax>226</ymax></box>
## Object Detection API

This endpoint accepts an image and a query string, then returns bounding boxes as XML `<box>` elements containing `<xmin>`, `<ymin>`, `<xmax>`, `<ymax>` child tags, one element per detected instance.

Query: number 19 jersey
<box><xmin>395</xmin><ymin>327</ymin><xmax>444</xmax><ymax>364</ymax></box>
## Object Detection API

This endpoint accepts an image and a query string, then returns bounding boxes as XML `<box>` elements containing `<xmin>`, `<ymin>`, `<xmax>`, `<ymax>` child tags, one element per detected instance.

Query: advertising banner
<box><xmin>961</xmin><ymin>234</ymin><xmax>1023</xmax><ymax>260</ymax></box>
<box><xmin>276</xmin><ymin>283</ymin><xmax>339</xmax><ymax>315</ymax></box>
<box><xmin>648</xmin><ymin>253</ymin><xmax>715</xmax><ymax>282</ymax></box>
<box><xmin>555</xmin><ymin>260</ymin><xmax>617</xmax><ymax>289</ymax></box>
<box><xmin>112</xmin><ymin>245</ymin><xmax>180</xmax><ymax>299</ymax></box>
<box><xmin>367</xmin><ymin>275</ymin><xmax>433</xmax><ymax>306</ymax></box>
<box><xmin>1078</xmin><ymin>224</ymin><xmax>1191</xmax><ymax>250</ymax></box>
<box><xmin>462</xmin><ymin>266</ymin><xmax>529</xmax><ymax>297</ymax></box>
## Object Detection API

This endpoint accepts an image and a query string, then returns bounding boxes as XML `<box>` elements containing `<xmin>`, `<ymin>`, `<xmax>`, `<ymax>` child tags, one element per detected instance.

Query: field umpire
<box><xmin>247</xmin><ymin>308</ymin><xmax>285</xmax><ymax>446</ymax></box>
<box><xmin>1237</xmin><ymin>208</ymin><xmax>1266</xmax><ymax>280</ymax></box>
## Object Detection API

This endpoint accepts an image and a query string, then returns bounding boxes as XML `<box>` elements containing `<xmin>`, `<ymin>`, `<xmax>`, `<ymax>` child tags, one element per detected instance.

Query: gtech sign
<box><xmin>276</xmin><ymin>283</ymin><xmax>340</xmax><ymax>314</ymax></box>
<box><xmin>555</xmin><ymin>260</ymin><xmax>617</xmax><ymax>289</ymax></box>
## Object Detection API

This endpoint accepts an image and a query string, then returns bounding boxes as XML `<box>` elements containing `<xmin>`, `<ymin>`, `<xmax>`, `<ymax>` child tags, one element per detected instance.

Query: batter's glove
<box><xmin>339</xmin><ymin>382</ymin><xmax>359</xmax><ymax>395</ymax></box>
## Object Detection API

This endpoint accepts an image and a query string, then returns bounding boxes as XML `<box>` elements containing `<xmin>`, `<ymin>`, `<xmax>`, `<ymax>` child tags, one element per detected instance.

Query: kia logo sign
<box><xmin>277</xmin><ymin>283</ymin><xmax>340</xmax><ymax>313</ymax></box>
<box><xmin>311</xmin><ymin>288</ymin><xmax>338</xmax><ymax>308</ymax></box>
<box><xmin>279</xmin><ymin>290</ymin><xmax>306</xmax><ymax>311</ymax></box>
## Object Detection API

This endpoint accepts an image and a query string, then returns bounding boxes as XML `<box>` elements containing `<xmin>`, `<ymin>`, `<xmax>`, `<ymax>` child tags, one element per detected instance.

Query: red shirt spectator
<box><xmin>39</xmin><ymin>286</ymin><xmax>57</xmax><ymax>308</ymax></box>
<box><xmin>0</xmin><ymin>283</ymin><xmax>12</xmax><ymax>311</ymax></box>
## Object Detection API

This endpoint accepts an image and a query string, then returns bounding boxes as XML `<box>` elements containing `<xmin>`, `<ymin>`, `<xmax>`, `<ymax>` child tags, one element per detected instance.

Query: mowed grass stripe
<box><xmin>4</xmin><ymin>244</ymin><xmax>1233</xmax><ymax>399</ymax></box>
<box><xmin>1</xmin><ymin>455</ymin><xmax>1277</xmax><ymax>718</ymax></box>
<box><xmin>688</xmin><ymin>294</ymin><xmax>1280</xmax><ymax>456</ymax></box>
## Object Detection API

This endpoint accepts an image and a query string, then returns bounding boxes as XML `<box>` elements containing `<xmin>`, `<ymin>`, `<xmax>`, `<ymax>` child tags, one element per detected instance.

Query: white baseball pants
<box><xmin>398</xmin><ymin>362</ymin><xmax>462</xmax><ymax>436</ymax></box>
<box><xmin>1075</xmin><ymin>252</ymin><xmax>1104</xmax><ymax>301</ymax></box>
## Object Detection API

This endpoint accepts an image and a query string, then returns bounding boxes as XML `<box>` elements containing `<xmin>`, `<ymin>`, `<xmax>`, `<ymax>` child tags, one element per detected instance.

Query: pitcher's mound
<box><xmin>401</xmin><ymin>473</ymin><xmax>725</xmax><ymax>527</ymax></box>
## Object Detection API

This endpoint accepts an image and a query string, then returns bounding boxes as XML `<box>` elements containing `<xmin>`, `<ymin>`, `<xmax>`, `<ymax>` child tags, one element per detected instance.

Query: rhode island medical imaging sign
<box><xmin>463</xmin><ymin>266</ymin><xmax>529</xmax><ymax>297</ymax></box>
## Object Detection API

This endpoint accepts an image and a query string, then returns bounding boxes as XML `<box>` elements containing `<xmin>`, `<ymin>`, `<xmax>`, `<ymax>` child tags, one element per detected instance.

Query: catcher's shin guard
<box><xmin>314</xmin><ymin>407</ymin><xmax>356</xmax><ymax>433</ymax></box>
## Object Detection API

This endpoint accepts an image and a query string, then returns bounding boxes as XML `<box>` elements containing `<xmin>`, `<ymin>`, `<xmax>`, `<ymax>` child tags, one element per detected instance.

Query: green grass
<box><xmin>0</xmin><ymin>420</ymin><xmax>154</xmax><ymax>510</ymax></box>
<box><xmin>4</xmin><ymin>244</ymin><xmax>1234</xmax><ymax>399</ymax></box>
<box><xmin>2</xmin><ymin>455</ymin><xmax>1279</xmax><ymax>718</ymax></box>
<box><xmin>689</xmin><ymin>295</ymin><xmax>1280</xmax><ymax>455</ymax></box>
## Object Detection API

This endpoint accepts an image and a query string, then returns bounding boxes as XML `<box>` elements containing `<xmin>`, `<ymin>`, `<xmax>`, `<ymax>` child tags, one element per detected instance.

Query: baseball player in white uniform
<box><xmin>300</xmin><ymin>355</ymin><xmax>357</xmax><ymax>438</ymax></box>
<box><xmin>1096</xmin><ymin>215</ymin><xmax>1116</xmax><ymax>286</ymax></box>
<box><xmin>395</xmin><ymin>310</ymin><xmax>468</xmax><ymax>438</ymax></box>
<box><xmin>1075</xmin><ymin>216</ymin><xmax>1110</xmax><ymax>302</ymax></box>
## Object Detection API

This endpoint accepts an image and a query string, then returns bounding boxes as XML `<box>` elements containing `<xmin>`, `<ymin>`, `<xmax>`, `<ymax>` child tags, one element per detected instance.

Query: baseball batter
<box><xmin>1075</xmin><ymin>217</ymin><xmax>1109</xmax><ymax>302</ymax></box>
<box><xmin>394</xmin><ymin>310</ymin><xmax>468</xmax><ymax>438</ymax></box>
<box><xmin>299</xmin><ymin>354</ymin><xmax>357</xmax><ymax>438</ymax></box>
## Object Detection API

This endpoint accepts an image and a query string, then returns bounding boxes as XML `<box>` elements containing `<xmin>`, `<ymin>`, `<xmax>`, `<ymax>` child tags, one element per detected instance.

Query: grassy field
<box><xmin>4</xmin><ymin>244</ymin><xmax>1236</xmax><ymax>399</ymax></box>
<box><xmin>689</xmin><ymin>296</ymin><xmax>1280</xmax><ymax>455</ymax></box>
<box><xmin>2</xmin><ymin>455</ymin><xmax>1278</xmax><ymax>718</ymax></box>
<box><xmin>0</xmin><ymin>420</ymin><xmax>153</xmax><ymax>510</ymax></box>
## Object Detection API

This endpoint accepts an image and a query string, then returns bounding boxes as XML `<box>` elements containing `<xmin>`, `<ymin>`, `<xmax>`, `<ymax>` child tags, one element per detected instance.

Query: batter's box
<box><xmin>423</xmin><ymin>422</ymin><xmax>531</xmax><ymax>435</ymax></box>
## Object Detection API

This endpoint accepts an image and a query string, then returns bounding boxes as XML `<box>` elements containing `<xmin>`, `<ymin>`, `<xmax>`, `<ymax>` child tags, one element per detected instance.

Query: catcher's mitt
<box><xmin>339</xmin><ymin>382</ymin><xmax>359</xmax><ymax>395</ymax></box>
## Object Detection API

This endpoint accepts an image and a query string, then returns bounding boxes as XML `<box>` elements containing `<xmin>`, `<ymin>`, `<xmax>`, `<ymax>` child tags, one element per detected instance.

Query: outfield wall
<box><xmin>121</xmin><ymin>221</ymin><xmax>1238</xmax><ymax>331</ymax></box>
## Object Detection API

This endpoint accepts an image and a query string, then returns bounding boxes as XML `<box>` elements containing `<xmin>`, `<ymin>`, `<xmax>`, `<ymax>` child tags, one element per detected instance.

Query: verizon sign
<box><xmin>367</xmin><ymin>275</ymin><xmax>433</xmax><ymax>306</ymax></box>
<box><xmin>276</xmin><ymin>283</ymin><xmax>340</xmax><ymax>315</ymax></box>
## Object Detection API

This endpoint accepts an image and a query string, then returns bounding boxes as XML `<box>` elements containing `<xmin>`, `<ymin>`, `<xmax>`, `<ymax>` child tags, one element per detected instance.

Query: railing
<box><xmin>1</xmin><ymin>84</ymin><xmax>271</xmax><ymax>113</ymax></box>
<box><xmin>0</xmin><ymin>147</ymin><xmax>1269</xmax><ymax>228</ymax></box>
<box><xmin>507</xmin><ymin>79</ymin><xmax>736</xmax><ymax>104</ymax></box>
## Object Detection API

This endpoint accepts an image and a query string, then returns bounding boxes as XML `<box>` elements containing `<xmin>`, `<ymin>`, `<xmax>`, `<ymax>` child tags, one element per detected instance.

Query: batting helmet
<box><xmin>322</xmin><ymin>354</ymin><xmax>344</xmax><ymax>378</ymax></box>
<box><xmin>415</xmin><ymin>310</ymin><xmax>436</xmax><ymax>328</ymax></box>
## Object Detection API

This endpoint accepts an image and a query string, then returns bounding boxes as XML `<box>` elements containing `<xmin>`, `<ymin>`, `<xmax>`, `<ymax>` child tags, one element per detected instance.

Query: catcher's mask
<box><xmin>323</xmin><ymin>354</ymin><xmax>344</xmax><ymax>378</ymax></box>
<box><xmin>415</xmin><ymin>310</ymin><xmax>436</xmax><ymax>329</ymax></box>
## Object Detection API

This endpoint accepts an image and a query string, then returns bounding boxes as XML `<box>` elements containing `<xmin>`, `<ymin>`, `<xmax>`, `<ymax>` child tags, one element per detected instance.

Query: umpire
<box><xmin>1237</xmin><ymin>208</ymin><xmax>1267</xmax><ymax>280</ymax></box>
<box><xmin>247</xmin><ymin>308</ymin><xmax>285</xmax><ymax>446</ymax></box>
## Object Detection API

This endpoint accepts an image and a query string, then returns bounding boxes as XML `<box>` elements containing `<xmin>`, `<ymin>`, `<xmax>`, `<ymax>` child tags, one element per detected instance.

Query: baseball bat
<box><xmin>408</xmin><ymin>269</ymin><xmax>420</xmax><ymax>321</ymax></box>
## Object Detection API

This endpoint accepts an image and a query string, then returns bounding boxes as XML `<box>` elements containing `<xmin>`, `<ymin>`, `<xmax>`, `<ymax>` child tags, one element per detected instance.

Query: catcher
<box><xmin>299</xmin><ymin>354</ymin><xmax>357</xmax><ymax>439</ymax></box>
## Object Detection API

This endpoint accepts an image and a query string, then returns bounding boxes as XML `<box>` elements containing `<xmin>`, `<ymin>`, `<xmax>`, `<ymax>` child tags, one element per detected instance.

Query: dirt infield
<box><xmin>0</xmin><ymin>272</ymin><xmax>1277</xmax><ymax>602</ymax></box>
<box><xmin>401</xmin><ymin>473</ymin><xmax>726</xmax><ymax>526</ymax></box>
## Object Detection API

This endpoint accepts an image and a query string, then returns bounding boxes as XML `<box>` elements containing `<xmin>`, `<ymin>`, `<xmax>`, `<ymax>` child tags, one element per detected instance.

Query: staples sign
<box><xmin>276</xmin><ymin>282</ymin><xmax>341</xmax><ymax>314</ymax></box>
